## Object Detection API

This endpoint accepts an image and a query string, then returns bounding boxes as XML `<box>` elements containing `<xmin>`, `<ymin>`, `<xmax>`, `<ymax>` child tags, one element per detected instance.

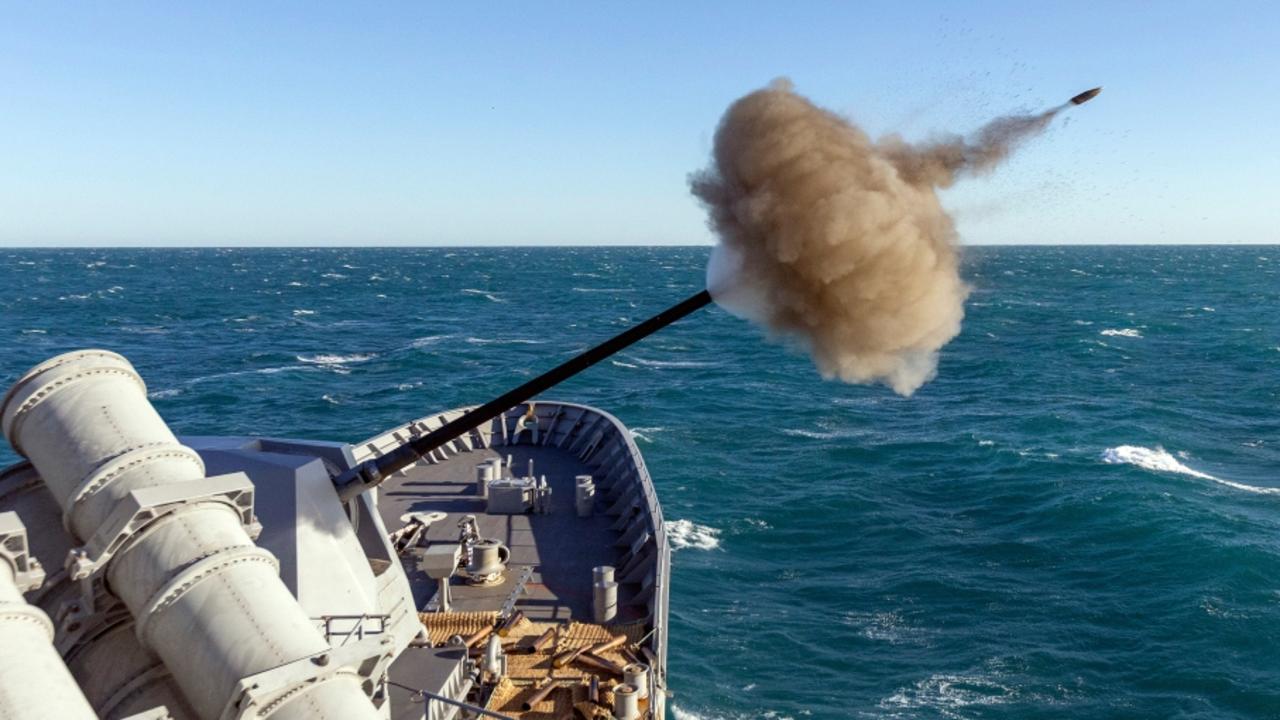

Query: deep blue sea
<box><xmin>3</xmin><ymin>246</ymin><xmax>1280</xmax><ymax>719</ymax></box>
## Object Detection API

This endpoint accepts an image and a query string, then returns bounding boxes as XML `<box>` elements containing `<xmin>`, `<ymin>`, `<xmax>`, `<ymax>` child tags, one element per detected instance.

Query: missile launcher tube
<box><xmin>2</xmin><ymin>463</ymin><xmax>201</xmax><ymax>719</ymax></box>
<box><xmin>0</xmin><ymin>516</ymin><xmax>98</xmax><ymax>720</ymax></box>
<box><xmin>1</xmin><ymin>350</ymin><xmax>381</xmax><ymax>720</ymax></box>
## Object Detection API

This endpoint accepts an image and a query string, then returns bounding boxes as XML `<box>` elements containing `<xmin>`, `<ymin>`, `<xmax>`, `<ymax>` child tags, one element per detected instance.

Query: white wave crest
<box><xmin>1100</xmin><ymin>328</ymin><xmax>1142</xmax><ymax>338</ymax></box>
<box><xmin>407</xmin><ymin>334</ymin><xmax>452</xmax><ymax>348</ymax></box>
<box><xmin>781</xmin><ymin>425</ymin><xmax>867</xmax><ymax>441</ymax></box>
<box><xmin>186</xmin><ymin>365</ymin><xmax>312</xmax><ymax>384</ymax></box>
<box><xmin>666</xmin><ymin>520</ymin><xmax>721</xmax><ymax>551</ymax></box>
<box><xmin>628</xmin><ymin>427</ymin><xmax>665</xmax><ymax>444</ymax></box>
<box><xmin>292</xmin><ymin>309</ymin><xmax>315</xmax><ymax>316</ymax></box>
<box><xmin>671</xmin><ymin>707</ymin><xmax>793</xmax><ymax>720</ymax></box>
<box><xmin>628</xmin><ymin>356</ymin><xmax>719</xmax><ymax>369</ymax></box>
<box><xmin>461</xmin><ymin>288</ymin><xmax>506</xmax><ymax>303</ymax></box>
<box><xmin>297</xmin><ymin>353</ymin><xmax>376</xmax><ymax>365</ymax></box>
<box><xmin>880</xmin><ymin>672</ymin><xmax>1017</xmax><ymax>715</ymax></box>
<box><xmin>782</xmin><ymin>428</ymin><xmax>840</xmax><ymax>440</ymax></box>
<box><xmin>465</xmin><ymin>337</ymin><xmax>546</xmax><ymax>346</ymax></box>
<box><xmin>1102</xmin><ymin>445</ymin><xmax>1280</xmax><ymax>495</ymax></box>
<box><xmin>670</xmin><ymin>708</ymin><xmax>780</xmax><ymax>720</ymax></box>
<box><xmin>610</xmin><ymin>359</ymin><xmax>639</xmax><ymax>369</ymax></box>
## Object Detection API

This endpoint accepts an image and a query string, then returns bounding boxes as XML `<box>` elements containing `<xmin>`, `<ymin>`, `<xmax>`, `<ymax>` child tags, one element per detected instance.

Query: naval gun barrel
<box><xmin>335</xmin><ymin>289</ymin><xmax>713</xmax><ymax>501</ymax></box>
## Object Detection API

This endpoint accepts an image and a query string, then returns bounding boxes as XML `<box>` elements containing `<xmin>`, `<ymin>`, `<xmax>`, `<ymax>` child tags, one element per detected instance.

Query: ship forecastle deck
<box><xmin>355</xmin><ymin>402</ymin><xmax>670</xmax><ymax>719</ymax></box>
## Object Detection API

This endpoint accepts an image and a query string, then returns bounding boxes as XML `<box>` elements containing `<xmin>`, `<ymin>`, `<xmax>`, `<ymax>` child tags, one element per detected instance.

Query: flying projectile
<box><xmin>1069</xmin><ymin>87</ymin><xmax>1102</xmax><ymax>105</ymax></box>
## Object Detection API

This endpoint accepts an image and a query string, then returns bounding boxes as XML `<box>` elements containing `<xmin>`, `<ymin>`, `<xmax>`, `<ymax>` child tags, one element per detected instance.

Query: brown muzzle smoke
<box><xmin>691</xmin><ymin>78</ymin><xmax>1062</xmax><ymax>395</ymax></box>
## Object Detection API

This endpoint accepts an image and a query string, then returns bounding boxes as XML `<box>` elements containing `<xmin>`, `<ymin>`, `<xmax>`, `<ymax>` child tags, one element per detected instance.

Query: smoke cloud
<box><xmin>691</xmin><ymin>79</ymin><xmax>1061</xmax><ymax>395</ymax></box>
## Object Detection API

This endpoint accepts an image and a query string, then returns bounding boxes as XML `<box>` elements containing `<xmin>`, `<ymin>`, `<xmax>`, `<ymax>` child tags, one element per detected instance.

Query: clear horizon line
<box><xmin>2</xmin><ymin>242</ymin><xmax>1279</xmax><ymax>250</ymax></box>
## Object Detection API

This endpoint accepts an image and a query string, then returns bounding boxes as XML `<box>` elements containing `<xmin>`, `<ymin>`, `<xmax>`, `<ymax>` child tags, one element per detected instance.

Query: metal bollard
<box><xmin>592</xmin><ymin>579</ymin><xmax>618</xmax><ymax>623</ymax></box>
<box><xmin>613</xmin><ymin>684</ymin><xmax>640</xmax><ymax>720</ymax></box>
<box><xmin>575</xmin><ymin>475</ymin><xmax>595</xmax><ymax>517</ymax></box>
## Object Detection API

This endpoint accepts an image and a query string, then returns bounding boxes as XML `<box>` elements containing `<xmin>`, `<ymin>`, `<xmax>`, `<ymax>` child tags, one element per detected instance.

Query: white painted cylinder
<box><xmin>475</xmin><ymin>462</ymin><xmax>491</xmax><ymax>499</ymax></box>
<box><xmin>537</xmin><ymin>475</ymin><xmax>550</xmax><ymax>514</ymax></box>
<box><xmin>483</xmin><ymin>633</ymin><xmax>504</xmax><ymax>678</ymax></box>
<box><xmin>613</xmin><ymin>683</ymin><xmax>640</xmax><ymax>720</ymax></box>
<box><xmin>592</xmin><ymin>565</ymin><xmax>615</xmax><ymax>585</ymax></box>
<box><xmin>592</xmin><ymin>579</ymin><xmax>618</xmax><ymax>624</ymax></box>
<box><xmin>0</xmin><ymin>551</ymin><xmax>98</xmax><ymax>720</ymax></box>
<box><xmin>66</xmin><ymin>619</ymin><xmax>198</xmax><ymax>719</ymax></box>
<box><xmin>623</xmin><ymin>662</ymin><xmax>650</xmax><ymax>699</ymax></box>
<box><xmin>1</xmin><ymin>350</ymin><xmax>380</xmax><ymax>720</ymax></box>
<box><xmin>4</xmin><ymin>467</ymin><xmax>198</xmax><ymax>719</ymax></box>
<box><xmin>575</xmin><ymin>475</ymin><xmax>595</xmax><ymax>517</ymax></box>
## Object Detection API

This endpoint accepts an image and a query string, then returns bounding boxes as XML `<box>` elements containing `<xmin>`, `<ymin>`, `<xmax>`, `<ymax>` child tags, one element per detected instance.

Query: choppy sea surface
<box><xmin>3</xmin><ymin>246</ymin><xmax>1280</xmax><ymax>719</ymax></box>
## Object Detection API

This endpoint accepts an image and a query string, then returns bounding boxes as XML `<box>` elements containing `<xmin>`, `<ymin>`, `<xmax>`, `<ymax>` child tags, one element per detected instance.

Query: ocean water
<box><xmin>3</xmin><ymin>246</ymin><xmax>1279</xmax><ymax>719</ymax></box>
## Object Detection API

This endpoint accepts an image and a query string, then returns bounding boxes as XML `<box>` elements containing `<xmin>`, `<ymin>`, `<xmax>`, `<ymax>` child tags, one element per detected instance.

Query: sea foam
<box><xmin>1102</xmin><ymin>445</ymin><xmax>1280</xmax><ymax>495</ymax></box>
<box><xmin>880</xmin><ymin>671</ymin><xmax>1018</xmax><ymax>714</ymax></box>
<box><xmin>464</xmin><ymin>337</ymin><xmax>546</xmax><ymax>346</ymax></box>
<box><xmin>297</xmin><ymin>353</ymin><xmax>376</xmax><ymax>366</ymax></box>
<box><xmin>666</xmin><ymin>520</ymin><xmax>721</xmax><ymax>551</ymax></box>
<box><xmin>407</xmin><ymin>334</ymin><xmax>452</xmax><ymax>349</ymax></box>
<box><xmin>628</xmin><ymin>357</ymin><xmax>720</xmax><ymax>369</ymax></box>
<box><xmin>671</xmin><ymin>705</ymin><xmax>794</xmax><ymax>720</ymax></box>
<box><xmin>628</xmin><ymin>426</ymin><xmax>665</xmax><ymax>444</ymax></box>
<box><xmin>461</xmin><ymin>288</ymin><xmax>506</xmax><ymax>303</ymax></box>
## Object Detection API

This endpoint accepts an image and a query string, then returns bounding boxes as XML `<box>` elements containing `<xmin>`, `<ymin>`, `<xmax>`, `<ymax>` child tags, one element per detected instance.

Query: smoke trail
<box><xmin>882</xmin><ymin>109</ymin><xmax>1059</xmax><ymax>188</ymax></box>
<box><xmin>691</xmin><ymin>79</ymin><xmax>1062</xmax><ymax>395</ymax></box>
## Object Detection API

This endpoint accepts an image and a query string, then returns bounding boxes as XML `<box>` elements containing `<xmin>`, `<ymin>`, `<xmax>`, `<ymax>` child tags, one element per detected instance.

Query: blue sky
<box><xmin>2</xmin><ymin>2</ymin><xmax>1277</xmax><ymax>246</ymax></box>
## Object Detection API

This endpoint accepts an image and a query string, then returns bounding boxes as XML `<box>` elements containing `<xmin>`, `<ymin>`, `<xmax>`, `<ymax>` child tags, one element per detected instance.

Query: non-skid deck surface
<box><xmin>378</xmin><ymin>443</ymin><xmax>640</xmax><ymax>623</ymax></box>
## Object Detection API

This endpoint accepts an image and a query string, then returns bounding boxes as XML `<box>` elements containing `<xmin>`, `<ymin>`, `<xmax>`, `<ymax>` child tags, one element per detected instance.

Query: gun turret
<box><xmin>334</xmin><ymin>289</ymin><xmax>712</xmax><ymax>501</ymax></box>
